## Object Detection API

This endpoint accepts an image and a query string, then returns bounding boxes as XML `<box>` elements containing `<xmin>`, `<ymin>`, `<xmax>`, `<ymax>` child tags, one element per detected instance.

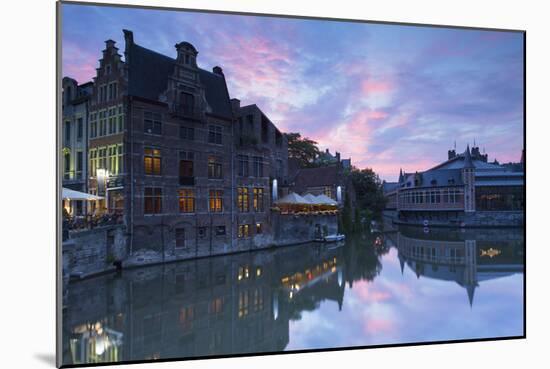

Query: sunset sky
<box><xmin>62</xmin><ymin>3</ymin><xmax>524</xmax><ymax>181</ymax></box>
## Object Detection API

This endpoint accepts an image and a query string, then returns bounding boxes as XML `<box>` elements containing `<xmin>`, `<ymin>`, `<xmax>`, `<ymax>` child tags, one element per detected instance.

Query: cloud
<box><xmin>61</xmin><ymin>4</ymin><xmax>524</xmax><ymax>181</ymax></box>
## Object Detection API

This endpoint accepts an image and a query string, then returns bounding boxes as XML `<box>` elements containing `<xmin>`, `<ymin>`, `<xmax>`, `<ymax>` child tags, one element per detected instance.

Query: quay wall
<box><xmin>63</xmin><ymin>214</ymin><xmax>339</xmax><ymax>279</ymax></box>
<box><xmin>62</xmin><ymin>225</ymin><xmax>127</xmax><ymax>280</ymax></box>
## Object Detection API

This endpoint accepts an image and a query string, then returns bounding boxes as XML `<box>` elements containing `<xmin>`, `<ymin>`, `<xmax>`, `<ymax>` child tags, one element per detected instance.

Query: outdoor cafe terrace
<box><xmin>272</xmin><ymin>192</ymin><xmax>339</xmax><ymax>216</ymax></box>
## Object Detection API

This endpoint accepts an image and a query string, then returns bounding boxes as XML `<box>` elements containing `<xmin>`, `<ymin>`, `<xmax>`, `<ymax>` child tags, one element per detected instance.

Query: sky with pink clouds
<box><xmin>62</xmin><ymin>3</ymin><xmax>524</xmax><ymax>181</ymax></box>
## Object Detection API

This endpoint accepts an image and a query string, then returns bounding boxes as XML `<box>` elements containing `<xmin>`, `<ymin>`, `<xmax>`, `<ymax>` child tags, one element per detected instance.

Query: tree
<box><xmin>285</xmin><ymin>132</ymin><xmax>321</xmax><ymax>168</ymax></box>
<box><xmin>349</xmin><ymin>167</ymin><xmax>387</xmax><ymax>221</ymax></box>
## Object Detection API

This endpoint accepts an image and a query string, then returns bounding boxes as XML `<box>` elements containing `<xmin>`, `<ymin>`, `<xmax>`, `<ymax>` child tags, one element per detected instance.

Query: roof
<box><xmin>126</xmin><ymin>42</ymin><xmax>233</xmax><ymax>119</ymax></box>
<box><xmin>421</xmin><ymin>169</ymin><xmax>464</xmax><ymax>187</ymax></box>
<box><xmin>383</xmin><ymin>182</ymin><xmax>399</xmax><ymax>193</ymax></box>
<box><xmin>463</xmin><ymin>145</ymin><xmax>474</xmax><ymax>169</ymax></box>
<box><xmin>400</xmin><ymin>169</ymin><xmax>464</xmax><ymax>189</ymax></box>
<box><xmin>429</xmin><ymin>154</ymin><xmax>504</xmax><ymax>171</ymax></box>
<box><xmin>293</xmin><ymin>165</ymin><xmax>341</xmax><ymax>189</ymax></box>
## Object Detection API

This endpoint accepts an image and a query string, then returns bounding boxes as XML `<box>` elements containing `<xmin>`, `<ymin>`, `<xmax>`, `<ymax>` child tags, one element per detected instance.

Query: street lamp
<box><xmin>97</xmin><ymin>169</ymin><xmax>109</xmax><ymax>211</ymax></box>
<box><xmin>272</xmin><ymin>179</ymin><xmax>278</xmax><ymax>202</ymax></box>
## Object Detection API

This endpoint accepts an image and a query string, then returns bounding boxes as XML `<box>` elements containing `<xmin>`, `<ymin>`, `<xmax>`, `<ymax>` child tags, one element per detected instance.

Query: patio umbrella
<box><xmin>62</xmin><ymin>187</ymin><xmax>104</xmax><ymax>201</ymax></box>
<box><xmin>274</xmin><ymin>192</ymin><xmax>311</xmax><ymax>205</ymax></box>
<box><xmin>315</xmin><ymin>194</ymin><xmax>338</xmax><ymax>206</ymax></box>
<box><xmin>303</xmin><ymin>193</ymin><xmax>322</xmax><ymax>204</ymax></box>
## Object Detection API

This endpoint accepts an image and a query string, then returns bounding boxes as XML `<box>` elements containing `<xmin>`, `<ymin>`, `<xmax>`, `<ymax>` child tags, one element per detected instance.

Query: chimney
<box><xmin>448</xmin><ymin>149</ymin><xmax>456</xmax><ymax>160</ymax></box>
<box><xmin>231</xmin><ymin>98</ymin><xmax>241</xmax><ymax>112</ymax></box>
<box><xmin>213</xmin><ymin>66</ymin><xmax>224</xmax><ymax>76</ymax></box>
<box><xmin>123</xmin><ymin>29</ymin><xmax>134</xmax><ymax>45</ymax></box>
<box><xmin>336</xmin><ymin>151</ymin><xmax>341</xmax><ymax>162</ymax></box>
<box><xmin>123</xmin><ymin>30</ymin><xmax>134</xmax><ymax>61</ymax></box>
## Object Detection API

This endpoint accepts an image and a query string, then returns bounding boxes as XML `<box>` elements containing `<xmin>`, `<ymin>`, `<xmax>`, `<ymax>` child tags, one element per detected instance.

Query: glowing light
<box><xmin>480</xmin><ymin>248</ymin><xmax>501</xmax><ymax>258</ymax></box>
<box><xmin>272</xmin><ymin>179</ymin><xmax>278</xmax><ymax>201</ymax></box>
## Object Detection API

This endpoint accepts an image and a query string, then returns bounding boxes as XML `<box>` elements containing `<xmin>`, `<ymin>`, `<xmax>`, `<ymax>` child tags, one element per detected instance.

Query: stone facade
<box><xmin>62</xmin><ymin>225</ymin><xmax>127</xmax><ymax>279</ymax></box>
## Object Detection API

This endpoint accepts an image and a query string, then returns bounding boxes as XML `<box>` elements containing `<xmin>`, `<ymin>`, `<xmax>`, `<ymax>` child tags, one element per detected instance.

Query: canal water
<box><xmin>62</xmin><ymin>226</ymin><xmax>524</xmax><ymax>365</ymax></box>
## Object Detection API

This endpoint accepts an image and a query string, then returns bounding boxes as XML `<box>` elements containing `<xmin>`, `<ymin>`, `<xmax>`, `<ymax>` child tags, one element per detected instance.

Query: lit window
<box><xmin>144</xmin><ymin>147</ymin><xmax>161</xmax><ymax>175</ymax></box>
<box><xmin>209</xmin><ymin>190</ymin><xmax>223</xmax><ymax>212</ymax></box>
<box><xmin>238</xmin><ymin>187</ymin><xmax>249</xmax><ymax>212</ymax></box>
<box><xmin>238</xmin><ymin>224</ymin><xmax>250</xmax><ymax>238</ymax></box>
<box><xmin>253</xmin><ymin>188</ymin><xmax>264</xmax><ymax>212</ymax></box>
<box><xmin>178</xmin><ymin>189</ymin><xmax>195</xmax><ymax>213</ymax></box>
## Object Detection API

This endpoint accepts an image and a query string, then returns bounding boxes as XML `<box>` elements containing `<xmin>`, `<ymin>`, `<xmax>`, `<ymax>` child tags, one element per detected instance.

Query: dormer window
<box><xmin>106</xmin><ymin>65</ymin><xmax>111</xmax><ymax>75</ymax></box>
<box><xmin>175</xmin><ymin>41</ymin><xmax>198</xmax><ymax>68</ymax></box>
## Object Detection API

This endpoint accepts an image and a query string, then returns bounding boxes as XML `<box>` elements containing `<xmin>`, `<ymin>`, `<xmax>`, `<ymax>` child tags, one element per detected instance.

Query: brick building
<box><xmin>232</xmin><ymin>100</ymin><xmax>289</xmax><ymax>248</ymax></box>
<box><xmin>71</xmin><ymin>29</ymin><xmax>290</xmax><ymax>257</ymax></box>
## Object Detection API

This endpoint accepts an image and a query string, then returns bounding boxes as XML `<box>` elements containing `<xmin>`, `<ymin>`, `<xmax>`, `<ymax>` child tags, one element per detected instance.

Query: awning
<box><xmin>62</xmin><ymin>188</ymin><xmax>104</xmax><ymax>201</ymax></box>
<box><xmin>275</xmin><ymin>192</ymin><xmax>311</xmax><ymax>205</ymax></box>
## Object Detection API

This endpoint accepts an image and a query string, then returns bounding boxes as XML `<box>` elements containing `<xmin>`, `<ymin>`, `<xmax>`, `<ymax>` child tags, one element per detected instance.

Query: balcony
<box><xmin>238</xmin><ymin>134</ymin><xmax>259</xmax><ymax>148</ymax></box>
<box><xmin>179</xmin><ymin>176</ymin><xmax>195</xmax><ymax>186</ymax></box>
<box><xmin>63</xmin><ymin>170</ymin><xmax>83</xmax><ymax>182</ymax></box>
<box><xmin>172</xmin><ymin>103</ymin><xmax>203</xmax><ymax>121</ymax></box>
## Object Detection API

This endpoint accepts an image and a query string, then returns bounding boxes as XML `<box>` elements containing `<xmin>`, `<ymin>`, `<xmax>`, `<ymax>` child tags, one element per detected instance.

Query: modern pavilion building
<box><xmin>383</xmin><ymin>145</ymin><xmax>524</xmax><ymax>227</ymax></box>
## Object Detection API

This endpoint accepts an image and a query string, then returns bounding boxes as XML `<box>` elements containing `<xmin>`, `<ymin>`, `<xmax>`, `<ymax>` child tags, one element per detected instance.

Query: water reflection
<box><xmin>62</xmin><ymin>226</ymin><xmax>524</xmax><ymax>365</ymax></box>
<box><xmin>387</xmin><ymin>225</ymin><xmax>524</xmax><ymax>306</ymax></box>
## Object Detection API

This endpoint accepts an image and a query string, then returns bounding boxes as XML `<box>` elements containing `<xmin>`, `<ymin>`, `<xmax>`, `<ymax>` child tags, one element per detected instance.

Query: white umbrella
<box><xmin>62</xmin><ymin>187</ymin><xmax>104</xmax><ymax>201</ymax></box>
<box><xmin>275</xmin><ymin>192</ymin><xmax>311</xmax><ymax>205</ymax></box>
<box><xmin>303</xmin><ymin>193</ymin><xmax>322</xmax><ymax>204</ymax></box>
<box><xmin>315</xmin><ymin>194</ymin><xmax>338</xmax><ymax>206</ymax></box>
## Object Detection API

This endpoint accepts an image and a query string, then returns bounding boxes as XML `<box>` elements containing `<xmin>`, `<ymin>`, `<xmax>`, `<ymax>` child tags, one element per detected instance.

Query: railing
<box><xmin>64</xmin><ymin>212</ymin><xmax>123</xmax><ymax>233</ymax></box>
<box><xmin>63</xmin><ymin>170</ymin><xmax>83</xmax><ymax>181</ymax></box>
<box><xmin>179</xmin><ymin>176</ymin><xmax>195</xmax><ymax>186</ymax></box>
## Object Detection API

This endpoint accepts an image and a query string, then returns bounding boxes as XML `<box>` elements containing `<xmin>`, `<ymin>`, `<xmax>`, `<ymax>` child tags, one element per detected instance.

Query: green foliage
<box><xmin>106</xmin><ymin>253</ymin><xmax>116</xmax><ymax>265</ymax></box>
<box><xmin>342</xmin><ymin>192</ymin><xmax>353</xmax><ymax>234</ymax></box>
<box><xmin>285</xmin><ymin>132</ymin><xmax>321</xmax><ymax>168</ymax></box>
<box><xmin>349</xmin><ymin>167</ymin><xmax>387</xmax><ymax>221</ymax></box>
<box><xmin>337</xmin><ymin>214</ymin><xmax>344</xmax><ymax>234</ymax></box>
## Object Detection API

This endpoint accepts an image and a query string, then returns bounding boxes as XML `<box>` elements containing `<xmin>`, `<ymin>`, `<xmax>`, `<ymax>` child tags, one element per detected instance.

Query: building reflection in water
<box><xmin>62</xmin><ymin>225</ymin><xmax>523</xmax><ymax>365</ymax></box>
<box><xmin>62</xmin><ymin>242</ymin><xmax>354</xmax><ymax>365</ymax></box>
<box><xmin>384</xmin><ymin>224</ymin><xmax>524</xmax><ymax>306</ymax></box>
